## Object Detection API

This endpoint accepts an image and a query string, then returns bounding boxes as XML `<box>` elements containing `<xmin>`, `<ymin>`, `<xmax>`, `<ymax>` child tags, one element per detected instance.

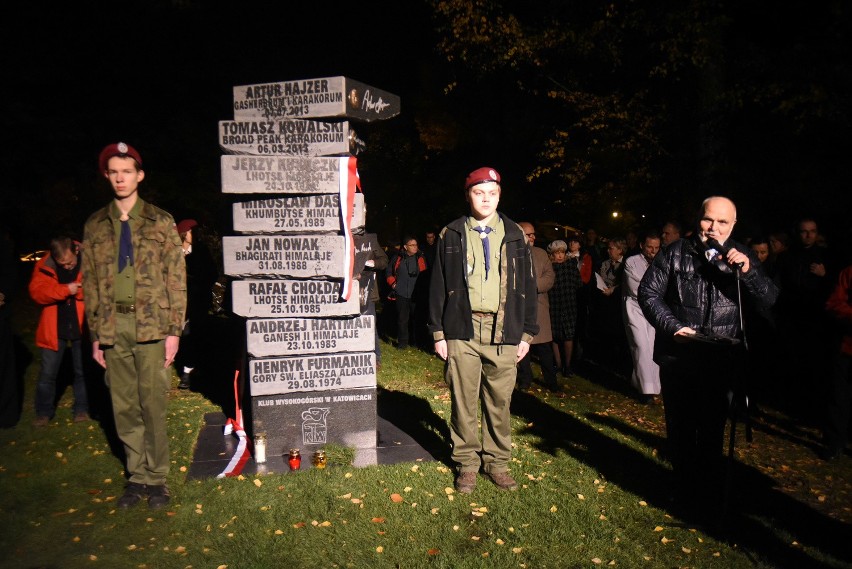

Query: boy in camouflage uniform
<box><xmin>82</xmin><ymin>142</ymin><xmax>186</xmax><ymax>509</ymax></box>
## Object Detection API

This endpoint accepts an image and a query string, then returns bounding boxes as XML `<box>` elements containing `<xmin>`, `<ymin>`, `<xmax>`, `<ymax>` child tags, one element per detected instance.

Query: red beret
<box><xmin>464</xmin><ymin>167</ymin><xmax>501</xmax><ymax>189</ymax></box>
<box><xmin>98</xmin><ymin>142</ymin><xmax>142</xmax><ymax>173</ymax></box>
<box><xmin>176</xmin><ymin>219</ymin><xmax>198</xmax><ymax>234</ymax></box>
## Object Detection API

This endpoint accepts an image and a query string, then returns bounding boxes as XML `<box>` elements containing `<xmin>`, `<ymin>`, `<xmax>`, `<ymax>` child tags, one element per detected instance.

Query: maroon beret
<box><xmin>176</xmin><ymin>219</ymin><xmax>198</xmax><ymax>235</ymax></box>
<box><xmin>98</xmin><ymin>142</ymin><xmax>142</xmax><ymax>173</ymax></box>
<box><xmin>464</xmin><ymin>167</ymin><xmax>501</xmax><ymax>189</ymax></box>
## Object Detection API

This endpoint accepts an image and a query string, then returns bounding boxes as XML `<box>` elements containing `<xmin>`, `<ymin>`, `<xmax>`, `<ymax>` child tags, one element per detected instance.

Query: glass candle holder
<box><xmin>312</xmin><ymin>450</ymin><xmax>327</xmax><ymax>469</ymax></box>
<box><xmin>254</xmin><ymin>433</ymin><xmax>267</xmax><ymax>464</ymax></box>
<box><xmin>288</xmin><ymin>449</ymin><xmax>301</xmax><ymax>470</ymax></box>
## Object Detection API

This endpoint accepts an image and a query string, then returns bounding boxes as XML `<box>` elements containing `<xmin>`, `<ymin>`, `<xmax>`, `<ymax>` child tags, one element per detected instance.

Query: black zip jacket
<box><xmin>428</xmin><ymin>213</ymin><xmax>538</xmax><ymax>344</ymax></box>
<box><xmin>638</xmin><ymin>235</ymin><xmax>778</xmax><ymax>365</ymax></box>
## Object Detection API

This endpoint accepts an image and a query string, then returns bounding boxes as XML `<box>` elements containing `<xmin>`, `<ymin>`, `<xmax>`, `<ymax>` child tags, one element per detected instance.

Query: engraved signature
<box><xmin>361</xmin><ymin>90</ymin><xmax>391</xmax><ymax>114</ymax></box>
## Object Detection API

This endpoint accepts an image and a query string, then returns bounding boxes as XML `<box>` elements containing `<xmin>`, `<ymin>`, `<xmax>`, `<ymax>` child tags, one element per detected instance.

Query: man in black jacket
<box><xmin>639</xmin><ymin>196</ymin><xmax>778</xmax><ymax>513</ymax></box>
<box><xmin>428</xmin><ymin>167</ymin><xmax>538</xmax><ymax>494</ymax></box>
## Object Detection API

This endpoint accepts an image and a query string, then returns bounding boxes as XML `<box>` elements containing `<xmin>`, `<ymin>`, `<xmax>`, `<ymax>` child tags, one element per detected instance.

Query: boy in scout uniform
<box><xmin>82</xmin><ymin>142</ymin><xmax>186</xmax><ymax>509</ymax></box>
<box><xmin>428</xmin><ymin>167</ymin><xmax>538</xmax><ymax>493</ymax></box>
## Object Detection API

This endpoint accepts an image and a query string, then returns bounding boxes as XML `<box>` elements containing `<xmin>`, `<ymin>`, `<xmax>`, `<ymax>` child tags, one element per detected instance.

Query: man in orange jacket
<box><xmin>30</xmin><ymin>237</ymin><xmax>89</xmax><ymax>426</ymax></box>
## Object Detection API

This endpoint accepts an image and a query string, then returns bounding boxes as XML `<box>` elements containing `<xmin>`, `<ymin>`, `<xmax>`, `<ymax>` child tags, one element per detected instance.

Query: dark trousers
<box><xmin>659</xmin><ymin>347</ymin><xmax>739</xmax><ymax>506</ymax></box>
<box><xmin>517</xmin><ymin>343</ymin><xmax>557</xmax><ymax>389</ymax></box>
<box><xmin>396</xmin><ymin>296</ymin><xmax>415</xmax><ymax>348</ymax></box>
<box><xmin>0</xmin><ymin>316</ymin><xmax>19</xmax><ymax>428</ymax></box>
<box><xmin>35</xmin><ymin>339</ymin><xmax>87</xmax><ymax>417</ymax></box>
<box><xmin>824</xmin><ymin>352</ymin><xmax>851</xmax><ymax>452</ymax></box>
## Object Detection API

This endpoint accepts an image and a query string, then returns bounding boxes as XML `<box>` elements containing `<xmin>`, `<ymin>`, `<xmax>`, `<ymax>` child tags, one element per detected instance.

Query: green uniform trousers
<box><xmin>105</xmin><ymin>312</ymin><xmax>170</xmax><ymax>486</ymax></box>
<box><xmin>446</xmin><ymin>313</ymin><xmax>517</xmax><ymax>474</ymax></box>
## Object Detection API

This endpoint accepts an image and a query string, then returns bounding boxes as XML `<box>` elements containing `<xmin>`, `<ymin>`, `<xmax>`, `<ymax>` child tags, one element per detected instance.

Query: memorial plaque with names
<box><xmin>249</xmin><ymin>351</ymin><xmax>376</xmax><ymax>397</ymax></box>
<box><xmin>219</xmin><ymin>119</ymin><xmax>362</xmax><ymax>156</ymax></box>
<box><xmin>233</xmin><ymin>76</ymin><xmax>400</xmax><ymax>122</ymax></box>
<box><xmin>246</xmin><ymin>315</ymin><xmax>375</xmax><ymax>357</ymax></box>
<box><xmin>233</xmin><ymin>193</ymin><xmax>365</xmax><ymax>234</ymax></box>
<box><xmin>223</xmin><ymin>235</ymin><xmax>348</xmax><ymax>278</ymax></box>
<box><xmin>221</xmin><ymin>155</ymin><xmax>354</xmax><ymax>195</ymax></box>
<box><xmin>252</xmin><ymin>387</ymin><xmax>377</xmax><ymax>452</ymax></box>
<box><xmin>231</xmin><ymin>279</ymin><xmax>359</xmax><ymax>318</ymax></box>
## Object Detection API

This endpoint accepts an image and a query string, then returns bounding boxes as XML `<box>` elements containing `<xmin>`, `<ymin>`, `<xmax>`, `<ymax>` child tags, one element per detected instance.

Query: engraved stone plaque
<box><xmin>231</xmin><ymin>279</ymin><xmax>359</xmax><ymax>318</ymax></box>
<box><xmin>223</xmin><ymin>235</ymin><xmax>348</xmax><ymax>278</ymax></box>
<box><xmin>232</xmin><ymin>193</ymin><xmax>364</xmax><ymax>234</ymax></box>
<box><xmin>249</xmin><ymin>351</ymin><xmax>376</xmax><ymax>397</ymax></box>
<box><xmin>233</xmin><ymin>76</ymin><xmax>400</xmax><ymax>122</ymax></box>
<box><xmin>246</xmin><ymin>315</ymin><xmax>375</xmax><ymax>357</ymax></box>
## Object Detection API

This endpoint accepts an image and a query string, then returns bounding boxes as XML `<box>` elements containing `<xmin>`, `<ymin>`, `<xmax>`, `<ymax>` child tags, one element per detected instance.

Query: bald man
<box><xmin>639</xmin><ymin>196</ymin><xmax>778</xmax><ymax>516</ymax></box>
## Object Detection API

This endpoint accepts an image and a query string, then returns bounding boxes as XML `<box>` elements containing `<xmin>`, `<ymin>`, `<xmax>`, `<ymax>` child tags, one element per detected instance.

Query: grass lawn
<box><xmin>1</xmin><ymin>292</ymin><xmax>850</xmax><ymax>568</ymax></box>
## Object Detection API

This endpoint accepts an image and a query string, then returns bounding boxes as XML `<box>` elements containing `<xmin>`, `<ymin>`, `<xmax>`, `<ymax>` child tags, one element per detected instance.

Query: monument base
<box><xmin>251</xmin><ymin>387</ymin><xmax>377</xmax><ymax>459</ymax></box>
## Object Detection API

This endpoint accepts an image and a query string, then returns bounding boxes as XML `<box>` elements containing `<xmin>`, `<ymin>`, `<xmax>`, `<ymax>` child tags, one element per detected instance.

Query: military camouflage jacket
<box><xmin>82</xmin><ymin>198</ymin><xmax>187</xmax><ymax>346</ymax></box>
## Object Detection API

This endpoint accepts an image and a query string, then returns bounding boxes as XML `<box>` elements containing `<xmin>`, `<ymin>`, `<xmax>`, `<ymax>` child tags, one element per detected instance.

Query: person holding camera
<box><xmin>386</xmin><ymin>235</ymin><xmax>427</xmax><ymax>349</ymax></box>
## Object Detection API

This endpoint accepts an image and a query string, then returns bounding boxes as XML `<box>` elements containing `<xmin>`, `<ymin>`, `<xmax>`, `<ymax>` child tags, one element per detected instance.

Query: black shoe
<box><xmin>147</xmin><ymin>485</ymin><xmax>171</xmax><ymax>509</ymax></box>
<box><xmin>178</xmin><ymin>372</ymin><xmax>191</xmax><ymax>390</ymax></box>
<box><xmin>117</xmin><ymin>483</ymin><xmax>147</xmax><ymax>508</ymax></box>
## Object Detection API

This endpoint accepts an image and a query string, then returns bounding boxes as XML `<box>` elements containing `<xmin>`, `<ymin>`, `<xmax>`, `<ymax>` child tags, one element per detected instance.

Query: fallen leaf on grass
<box><xmin>175</xmin><ymin>546</ymin><xmax>186</xmax><ymax>553</ymax></box>
<box><xmin>390</xmin><ymin>494</ymin><xmax>404</xmax><ymax>503</ymax></box>
<box><xmin>427</xmin><ymin>548</ymin><xmax>440</xmax><ymax>555</ymax></box>
<box><xmin>293</xmin><ymin>522</ymin><xmax>305</xmax><ymax>528</ymax></box>
<box><xmin>371</xmin><ymin>517</ymin><xmax>385</xmax><ymax>523</ymax></box>
<box><xmin>376</xmin><ymin>546</ymin><xmax>384</xmax><ymax>553</ymax></box>
<box><xmin>682</xmin><ymin>547</ymin><xmax>692</xmax><ymax>553</ymax></box>
<box><xmin>661</xmin><ymin>537</ymin><xmax>673</xmax><ymax>544</ymax></box>
<box><xmin>638</xmin><ymin>501</ymin><xmax>648</xmax><ymax>507</ymax></box>
<box><xmin>592</xmin><ymin>559</ymin><xmax>602</xmax><ymax>565</ymax></box>
<box><xmin>654</xmin><ymin>526</ymin><xmax>664</xmax><ymax>532</ymax></box>
<box><xmin>253</xmin><ymin>479</ymin><xmax>262</xmax><ymax>488</ymax></box>
<box><xmin>351</xmin><ymin>498</ymin><xmax>362</xmax><ymax>504</ymax></box>
<box><xmin>550</xmin><ymin>505</ymin><xmax>558</xmax><ymax>513</ymax></box>
<box><xmin>512</xmin><ymin>547</ymin><xmax>523</xmax><ymax>553</ymax></box>
<box><xmin>274</xmin><ymin>529</ymin><xmax>283</xmax><ymax>535</ymax></box>
<box><xmin>577</xmin><ymin>494</ymin><xmax>585</xmax><ymax>500</ymax></box>
<box><xmin>495</xmin><ymin>539</ymin><xmax>504</xmax><ymax>545</ymax></box>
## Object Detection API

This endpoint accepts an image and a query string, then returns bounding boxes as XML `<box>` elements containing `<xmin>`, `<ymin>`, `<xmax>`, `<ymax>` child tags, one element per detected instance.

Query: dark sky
<box><xmin>1</xmin><ymin>1</ymin><xmax>440</xmax><ymax>247</ymax></box>
<box><xmin>3</xmin><ymin>2</ymin><xmax>850</xmax><ymax>251</ymax></box>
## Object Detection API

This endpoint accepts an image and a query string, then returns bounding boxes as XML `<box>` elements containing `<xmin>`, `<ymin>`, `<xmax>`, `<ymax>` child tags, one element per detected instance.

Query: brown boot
<box><xmin>486</xmin><ymin>471</ymin><xmax>518</xmax><ymax>491</ymax></box>
<box><xmin>454</xmin><ymin>471</ymin><xmax>477</xmax><ymax>494</ymax></box>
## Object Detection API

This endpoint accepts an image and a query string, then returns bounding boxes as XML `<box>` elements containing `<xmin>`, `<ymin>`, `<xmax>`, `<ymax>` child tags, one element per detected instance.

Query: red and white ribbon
<box><xmin>217</xmin><ymin>370</ymin><xmax>251</xmax><ymax>478</ymax></box>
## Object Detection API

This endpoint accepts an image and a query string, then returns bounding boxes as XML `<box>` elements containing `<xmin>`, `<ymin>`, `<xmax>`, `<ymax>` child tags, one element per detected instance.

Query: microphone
<box><xmin>706</xmin><ymin>238</ymin><xmax>744</xmax><ymax>269</ymax></box>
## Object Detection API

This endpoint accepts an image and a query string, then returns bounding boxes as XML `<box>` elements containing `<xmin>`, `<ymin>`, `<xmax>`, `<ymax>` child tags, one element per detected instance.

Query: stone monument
<box><xmin>220</xmin><ymin>76</ymin><xmax>399</xmax><ymax>469</ymax></box>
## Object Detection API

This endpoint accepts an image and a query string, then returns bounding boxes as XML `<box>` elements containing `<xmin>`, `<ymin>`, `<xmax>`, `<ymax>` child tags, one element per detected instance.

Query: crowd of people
<box><xmin>382</xmin><ymin>181</ymin><xmax>850</xmax><ymax>503</ymax></box>
<box><xmin>1</xmin><ymin>153</ymin><xmax>849</xmax><ymax>518</ymax></box>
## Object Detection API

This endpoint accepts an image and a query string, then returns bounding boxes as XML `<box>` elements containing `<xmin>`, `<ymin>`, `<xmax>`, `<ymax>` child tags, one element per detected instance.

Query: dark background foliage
<box><xmin>1</xmin><ymin>0</ymin><xmax>849</xmax><ymax>252</ymax></box>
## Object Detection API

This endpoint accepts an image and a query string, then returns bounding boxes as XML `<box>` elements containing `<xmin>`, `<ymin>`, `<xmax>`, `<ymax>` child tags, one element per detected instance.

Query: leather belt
<box><xmin>471</xmin><ymin>311</ymin><xmax>495</xmax><ymax>318</ymax></box>
<box><xmin>115</xmin><ymin>303</ymin><xmax>136</xmax><ymax>314</ymax></box>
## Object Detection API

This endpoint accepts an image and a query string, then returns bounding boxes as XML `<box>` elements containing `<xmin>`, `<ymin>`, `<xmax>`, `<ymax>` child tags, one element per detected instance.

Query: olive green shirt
<box><xmin>466</xmin><ymin>214</ymin><xmax>503</xmax><ymax>313</ymax></box>
<box><xmin>110</xmin><ymin>200</ymin><xmax>141</xmax><ymax>304</ymax></box>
